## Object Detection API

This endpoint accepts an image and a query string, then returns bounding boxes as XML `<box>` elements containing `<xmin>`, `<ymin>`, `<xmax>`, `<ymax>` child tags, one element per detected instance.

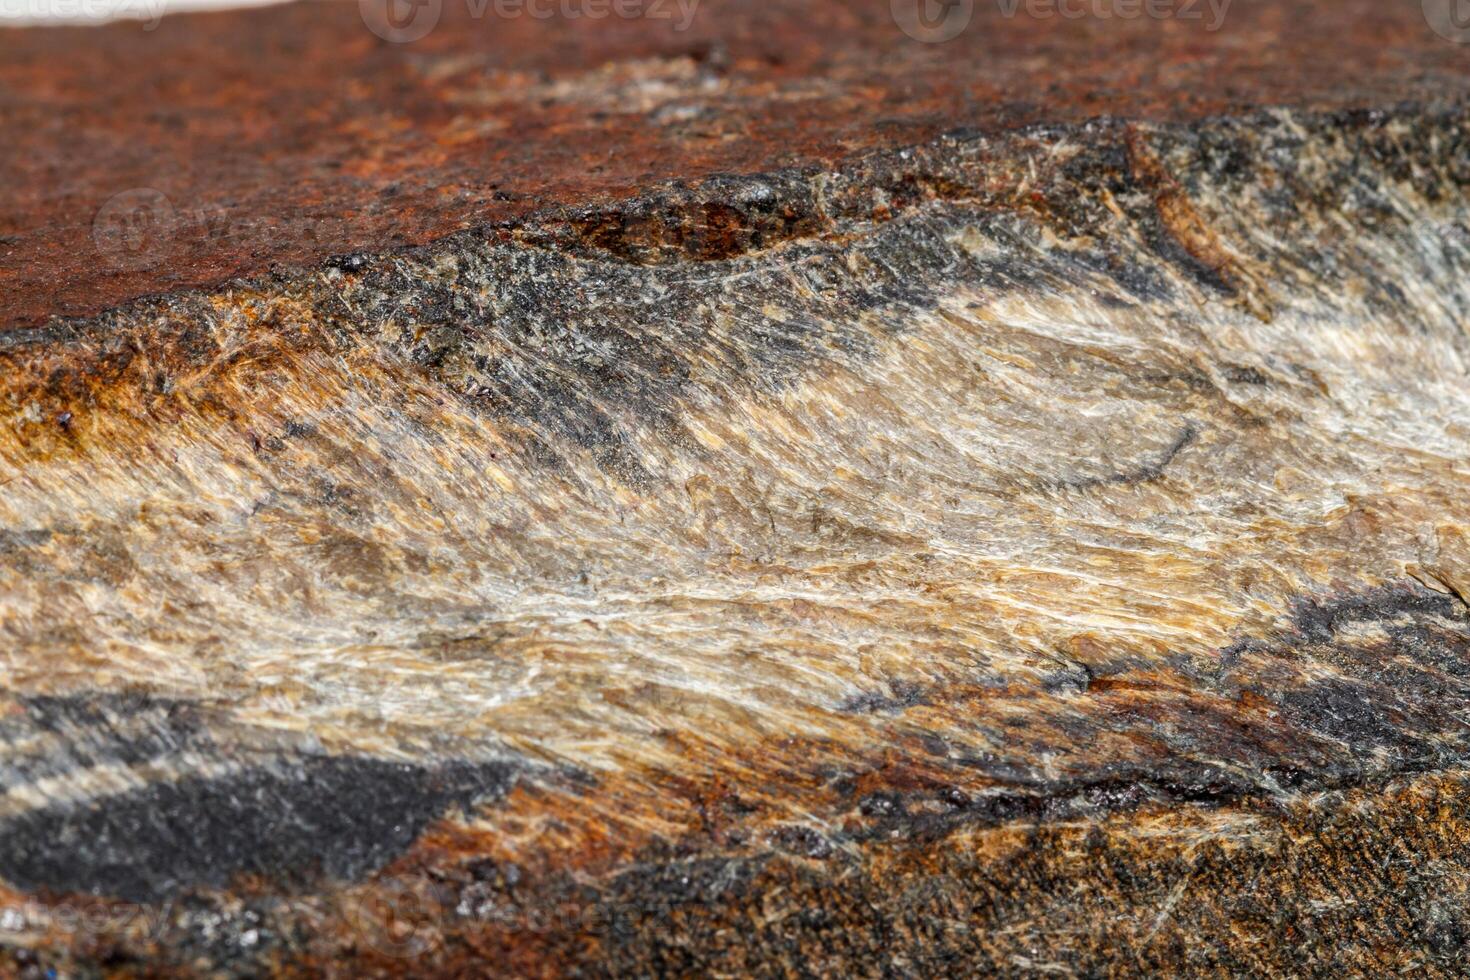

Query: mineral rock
<box><xmin>3</xmin><ymin>0</ymin><xmax>1470</xmax><ymax>974</ymax></box>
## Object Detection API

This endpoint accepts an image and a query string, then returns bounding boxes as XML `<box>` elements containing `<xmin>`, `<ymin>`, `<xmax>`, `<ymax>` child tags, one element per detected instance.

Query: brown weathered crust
<box><xmin>2</xmin><ymin>0</ymin><xmax>1468</xmax><ymax>328</ymax></box>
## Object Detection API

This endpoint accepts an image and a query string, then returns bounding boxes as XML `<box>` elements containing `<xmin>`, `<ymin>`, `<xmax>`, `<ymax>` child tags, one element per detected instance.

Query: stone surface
<box><xmin>3</xmin><ymin>0</ymin><xmax>1470</xmax><ymax>975</ymax></box>
<box><xmin>2</xmin><ymin>0</ymin><xmax>1466</xmax><ymax>329</ymax></box>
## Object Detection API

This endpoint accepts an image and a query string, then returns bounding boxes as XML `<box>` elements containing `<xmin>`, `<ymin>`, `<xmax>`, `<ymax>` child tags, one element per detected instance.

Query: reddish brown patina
<box><xmin>0</xmin><ymin>0</ymin><xmax>1466</xmax><ymax>329</ymax></box>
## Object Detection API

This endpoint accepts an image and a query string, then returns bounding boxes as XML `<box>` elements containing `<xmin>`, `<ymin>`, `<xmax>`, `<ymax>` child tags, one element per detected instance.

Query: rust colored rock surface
<box><xmin>4</xmin><ymin>0</ymin><xmax>1470</xmax><ymax>976</ymax></box>
<box><xmin>0</xmin><ymin>0</ymin><xmax>1466</xmax><ymax>329</ymax></box>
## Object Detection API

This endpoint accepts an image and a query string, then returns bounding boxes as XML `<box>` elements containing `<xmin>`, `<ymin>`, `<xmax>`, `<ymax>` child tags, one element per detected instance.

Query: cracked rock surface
<box><xmin>3</xmin><ymin>0</ymin><xmax>1470</xmax><ymax>975</ymax></box>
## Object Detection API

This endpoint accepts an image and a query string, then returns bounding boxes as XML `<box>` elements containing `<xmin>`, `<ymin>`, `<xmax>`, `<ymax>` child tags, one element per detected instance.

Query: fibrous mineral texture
<box><xmin>3</xmin><ymin>0</ymin><xmax>1470</xmax><ymax>975</ymax></box>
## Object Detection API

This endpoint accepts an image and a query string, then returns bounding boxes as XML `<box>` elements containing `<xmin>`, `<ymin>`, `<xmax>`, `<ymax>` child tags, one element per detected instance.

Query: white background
<box><xmin>0</xmin><ymin>0</ymin><xmax>283</xmax><ymax>25</ymax></box>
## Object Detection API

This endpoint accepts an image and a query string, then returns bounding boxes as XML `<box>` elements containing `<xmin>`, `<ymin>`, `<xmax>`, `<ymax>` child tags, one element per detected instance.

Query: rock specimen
<box><xmin>3</xmin><ymin>0</ymin><xmax>1470</xmax><ymax>974</ymax></box>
